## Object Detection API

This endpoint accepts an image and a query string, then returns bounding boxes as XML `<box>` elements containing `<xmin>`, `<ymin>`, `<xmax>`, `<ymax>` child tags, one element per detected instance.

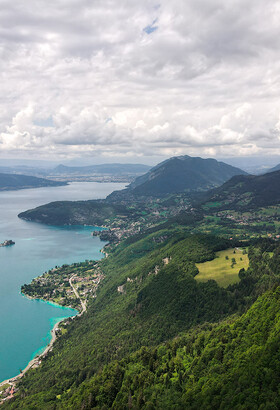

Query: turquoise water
<box><xmin>0</xmin><ymin>182</ymin><xmax>125</xmax><ymax>382</ymax></box>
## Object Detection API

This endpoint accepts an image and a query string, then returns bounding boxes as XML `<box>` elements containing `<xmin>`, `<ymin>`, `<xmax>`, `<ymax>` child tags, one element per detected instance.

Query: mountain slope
<box><xmin>267</xmin><ymin>163</ymin><xmax>280</xmax><ymax>173</ymax></box>
<box><xmin>202</xmin><ymin>170</ymin><xmax>280</xmax><ymax>210</ymax></box>
<box><xmin>61</xmin><ymin>286</ymin><xmax>280</xmax><ymax>409</ymax></box>
<box><xmin>5</xmin><ymin>230</ymin><xmax>280</xmax><ymax>409</ymax></box>
<box><xmin>128</xmin><ymin>155</ymin><xmax>247</xmax><ymax>195</ymax></box>
<box><xmin>5</xmin><ymin>232</ymin><xmax>241</xmax><ymax>408</ymax></box>
<box><xmin>0</xmin><ymin>173</ymin><xmax>66</xmax><ymax>191</ymax></box>
<box><xmin>18</xmin><ymin>200</ymin><xmax>137</xmax><ymax>226</ymax></box>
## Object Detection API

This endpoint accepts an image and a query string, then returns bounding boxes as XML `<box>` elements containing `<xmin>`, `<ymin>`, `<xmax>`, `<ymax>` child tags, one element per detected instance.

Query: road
<box><xmin>69</xmin><ymin>274</ymin><xmax>87</xmax><ymax>314</ymax></box>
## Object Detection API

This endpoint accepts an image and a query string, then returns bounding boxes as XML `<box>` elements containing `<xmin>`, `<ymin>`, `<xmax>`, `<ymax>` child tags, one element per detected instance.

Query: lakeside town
<box><xmin>21</xmin><ymin>260</ymin><xmax>105</xmax><ymax>312</ymax></box>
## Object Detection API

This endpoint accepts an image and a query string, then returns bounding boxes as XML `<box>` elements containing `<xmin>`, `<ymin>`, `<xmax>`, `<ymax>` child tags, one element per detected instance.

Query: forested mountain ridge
<box><xmin>5</xmin><ymin>224</ymin><xmax>280</xmax><ymax>408</ymax></box>
<box><xmin>18</xmin><ymin>200</ymin><xmax>137</xmax><ymax>226</ymax></box>
<box><xmin>59</xmin><ymin>286</ymin><xmax>280</xmax><ymax>409</ymax></box>
<box><xmin>0</xmin><ymin>173</ymin><xmax>67</xmax><ymax>190</ymax></box>
<box><xmin>127</xmin><ymin>155</ymin><xmax>247</xmax><ymax>195</ymax></box>
<box><xmin>201</xmin><ymin>169</ymin><xmax>280</xmax><ymax>210</ymax></box>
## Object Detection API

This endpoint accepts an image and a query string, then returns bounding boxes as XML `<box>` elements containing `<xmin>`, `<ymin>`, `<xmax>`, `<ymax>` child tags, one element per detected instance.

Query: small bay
<box><xmin>0</xmin><ymin>181</ymin><xmax>125</xmax><ymax>382</ymax></box>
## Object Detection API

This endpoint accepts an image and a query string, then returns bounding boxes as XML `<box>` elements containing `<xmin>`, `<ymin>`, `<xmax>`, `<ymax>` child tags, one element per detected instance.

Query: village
<box><xmin>21</xmin><ymin>260</ymin><xmax>105</xmax><ymax>313</ymax></box>
<box><xmin>215</xmin><ymin>206</ymin><xmax>280</xmax><ymax>236</ymax></box>
<box><xmin>91</xmin><ymin>194</ymin><xmax>194</xmax><ymax>244</ymax></box>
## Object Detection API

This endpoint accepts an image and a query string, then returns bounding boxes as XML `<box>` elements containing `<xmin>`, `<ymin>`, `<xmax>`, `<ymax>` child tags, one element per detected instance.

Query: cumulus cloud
<box><xmin>0</xmin><ymin>0</ymin><xmax>280</xmax><ymax>161</ymax></box>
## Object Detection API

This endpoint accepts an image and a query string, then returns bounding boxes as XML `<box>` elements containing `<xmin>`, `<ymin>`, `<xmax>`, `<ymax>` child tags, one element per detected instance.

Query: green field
<box><xmin>195</xmin><ymin>248</ymin><xmax>249</xmax><ymax>288</ymax></box>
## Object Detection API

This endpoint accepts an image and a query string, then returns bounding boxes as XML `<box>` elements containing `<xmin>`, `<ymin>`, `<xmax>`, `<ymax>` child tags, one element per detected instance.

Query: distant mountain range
<box><xmin>0</xmin><ymin>163</ymin><xmax>151</xmax><ymax>181</ymax></box>
<box><xmin>51</xmin><ymin>163</ymin><xmax>151</xmax><ymax>175</ymax></box>
<box><xmin>202</xmin><ymin>170</ymin><xmax>280</xmax><ymax>210</ymax></box>
<box><xmin>127</xmin><ymin>155</ymin><xmax>247</xmax><ymax>195</ymax></box>
<box><xmin>0</xmin><ymin>173</ymin><xmax>67</xmax><ymax>191</ymax></box>
<box><xmin>0</xmin><ymin>165</ymin><xmax>47</xmax><ymax>176</ymax></box>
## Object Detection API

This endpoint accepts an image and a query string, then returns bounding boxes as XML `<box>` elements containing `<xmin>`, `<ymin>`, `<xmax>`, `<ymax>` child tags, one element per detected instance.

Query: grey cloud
<box><xmin>1</xmin><ymin>0</ymin><xmax>280</xmax><ymax>160</ymax></box>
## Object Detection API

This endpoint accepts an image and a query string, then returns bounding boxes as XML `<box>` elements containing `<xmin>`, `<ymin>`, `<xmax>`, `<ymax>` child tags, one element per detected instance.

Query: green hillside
<box><xmin>195</xmin><ymin>247</ymin><xmax>249</xmax><ymax>287</ymax></box>
<box><xmin>202</xmin><ymin>170</ymin><xmax>280</xmax><ymax>211</ymax></box>
<box><xmin>61</xmin><ymin>286</ymin><xmax>280</xmax><ymax>409</ymax></box>
<box><xmin>5</xmin><ymin>226</ymin><xmax>280</xmax><ymax>408</ymax></box>
<box><xmin>18</xmin><ymin>200</ymin><xmax>137</xmax><ymax>226</ymax></box>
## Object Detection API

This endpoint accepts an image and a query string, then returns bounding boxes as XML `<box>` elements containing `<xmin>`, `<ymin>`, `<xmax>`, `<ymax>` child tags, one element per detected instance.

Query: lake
<box><xmin>0</xmin><ymin>181</ymin><xmax>126</xmax><ymax>382</ymax></box>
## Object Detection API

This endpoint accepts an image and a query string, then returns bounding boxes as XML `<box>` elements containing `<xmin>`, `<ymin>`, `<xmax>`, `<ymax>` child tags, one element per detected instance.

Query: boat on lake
<box><xmin>0</xmin><ymin>240</ymin><xmax>15</xmax><ymax>247</ymax></box>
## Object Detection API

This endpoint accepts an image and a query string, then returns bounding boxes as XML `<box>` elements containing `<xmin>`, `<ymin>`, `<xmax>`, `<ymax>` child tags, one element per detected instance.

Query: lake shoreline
<box><xmin>0</xmin><ymin>315</ymin><xmax>77</xmax><ymax>402</ymax></box>
<box><xmin>21</xmin><ymin>292</ymin><xmax>80</xmax><ymax>313</ymax></box>
<box><xmin>0</xmin><ymin>286</ymin><xmax>86</xmax><ymax>408</ymax></box>
<box><xmin>0</xmin><ymin>295</ymin><xmax>79</xmax><ymax>383</ymax></box>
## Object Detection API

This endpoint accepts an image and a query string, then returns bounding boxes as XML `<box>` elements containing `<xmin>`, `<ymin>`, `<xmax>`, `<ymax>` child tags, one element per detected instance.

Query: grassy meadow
<box><xmin>195</xmin><ymin>248</ymin><xmax>249</xmax><ymax>288</ymax></box>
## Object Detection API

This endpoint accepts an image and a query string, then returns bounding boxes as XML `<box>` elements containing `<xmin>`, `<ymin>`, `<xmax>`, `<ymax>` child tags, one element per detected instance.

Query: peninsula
<box><xmin>0</xmin><ymin>172</ymin><xmax>67</xmax><ymax>191</ymax></box>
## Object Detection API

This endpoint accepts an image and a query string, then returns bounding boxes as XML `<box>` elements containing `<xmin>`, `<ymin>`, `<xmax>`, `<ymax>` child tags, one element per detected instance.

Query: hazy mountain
<box><xmin>128</xmin><ymin>155</ymin><xmax>247</xmax><ymax>195</ymax></box>
<box><xmin>52</xmin><ymin>163</ymin><xmax>151</xmax><ymax>175</ymax></box>
<box><xmin>267</xmin><ymin>163</ymin><xmax>280</xmax><ymax>173</ymax></box>
<box><xmin>218</xmin><ymin>155</ymin><xmax>280</xmax><ymax>174</ymax></box>
<box><xmin>0</xmin><ymin>166</ymin><xmax>48</xmax><ymax>176</ymax></box>
<box><xmin>202</xmin><ymin>170</ymin><xmax>280</xmax><ymax>210</ymax></box>
<box><xmin>0</xmin><ymin>173</ymin><xmax>67</xmax><ymax>191</ymax></box>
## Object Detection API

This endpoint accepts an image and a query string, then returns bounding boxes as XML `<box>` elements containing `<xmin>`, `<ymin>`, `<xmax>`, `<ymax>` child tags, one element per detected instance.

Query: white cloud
<box><xmin>0</xmin><ymin>0</ymin><xmax>280</xmax><ymax>161</ymax></box>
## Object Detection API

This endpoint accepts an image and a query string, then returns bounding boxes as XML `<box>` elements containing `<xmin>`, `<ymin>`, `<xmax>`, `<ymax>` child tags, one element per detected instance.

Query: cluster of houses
<box><xmin>217</xmin><ymin>209</ymin><xmax>280</xmax><ymax>226</ymax></box>
<box><xmin>0</xmin><ymin>383</ymin><xmax>17</xmax><ymax>402</ymax></box>
<box><xmin>22</xmin><ymin>261</ymin><xmax>105</xmax><ymax>312</ymax></box>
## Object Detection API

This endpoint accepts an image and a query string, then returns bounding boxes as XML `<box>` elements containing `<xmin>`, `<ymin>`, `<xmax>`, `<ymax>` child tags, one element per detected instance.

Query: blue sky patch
<box><xmin>34</xmin><ymin>116</ymin><xmax>54</xmax><ymax>127</ymax></box>
<box><xmin>143</xmin><ymin>18</ymin><xmax>158</xmax><ymax>34</ymax></box>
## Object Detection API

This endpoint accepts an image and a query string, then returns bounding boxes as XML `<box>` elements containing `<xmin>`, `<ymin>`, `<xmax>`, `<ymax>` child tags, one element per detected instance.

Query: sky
<box><xmin>1</xmin><ymin>0</ymin><xmax>280</xmax><ymax>164</ymax></box>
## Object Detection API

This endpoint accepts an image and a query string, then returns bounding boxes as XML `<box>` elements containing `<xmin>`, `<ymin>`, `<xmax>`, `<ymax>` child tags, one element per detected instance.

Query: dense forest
<box><xmin>46</xmin><ymin>287</ymin><xmax>280</xmax><ymax>409</ymax></box>
<box><xmin>201</xmin><ymin>170</ymin><xmax>280</xmax><ymax>210</ymax></box>
<box><xmin>18</xmin><ymin>200</ymin><xmax>138</xmax><ymax>226</ymax></box>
